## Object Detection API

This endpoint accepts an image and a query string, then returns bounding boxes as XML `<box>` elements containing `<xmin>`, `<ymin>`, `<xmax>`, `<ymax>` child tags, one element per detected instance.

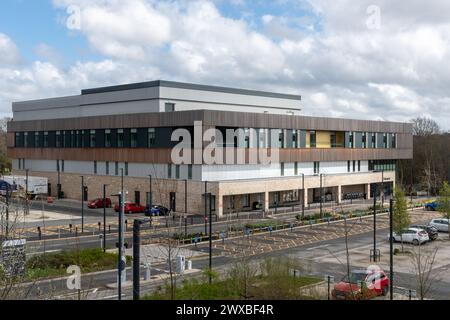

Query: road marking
<box><xmin>306</xmin><ymin>244</ymin><xmax>330</xmax><ymax>251</ymax></box>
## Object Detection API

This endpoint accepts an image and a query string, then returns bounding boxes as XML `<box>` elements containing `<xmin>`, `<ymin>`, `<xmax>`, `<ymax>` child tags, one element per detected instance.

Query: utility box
<box><xmin>176</xmin><ymin>255</ymin><xmax>185</xmax><ymax>274</ymax></box>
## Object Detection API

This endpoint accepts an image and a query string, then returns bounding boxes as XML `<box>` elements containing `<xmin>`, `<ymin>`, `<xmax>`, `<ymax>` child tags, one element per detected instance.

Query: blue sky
<box><xmin>0</xmin><ymin>0</ymin><xmax>449</xmax><ymax>129</ymax></box>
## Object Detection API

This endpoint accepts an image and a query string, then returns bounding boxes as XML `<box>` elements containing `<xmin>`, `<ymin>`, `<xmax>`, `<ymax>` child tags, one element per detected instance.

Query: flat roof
<box><xmin>81</xmin><ymin>80</ymin><xmax>302</xmax><ymax>101</ymax></box>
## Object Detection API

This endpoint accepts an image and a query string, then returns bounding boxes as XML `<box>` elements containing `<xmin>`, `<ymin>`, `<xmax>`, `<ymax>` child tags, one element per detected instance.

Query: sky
<box><xmin>0</xmin><ymin>0</ymin><xmax>449</xmax><ymax>130</ymax></box>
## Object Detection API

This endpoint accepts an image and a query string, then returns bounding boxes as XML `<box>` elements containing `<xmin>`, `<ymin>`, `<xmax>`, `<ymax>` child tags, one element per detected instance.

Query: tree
<box><xmin>411</xmin><ymin>117</ymin><xmax>440</xmax><ymax>136</ymax></box>
<box><xmin>409</xmin><ymin>245</ymin><xmax>440</xmax><ymax>300</ymax></box>
<box><xmin>436</xmin><ymin>181</ymin><xmax>450</xmax><ymax>239</ymax></box>
<box><xmin>392</xmin><ymin>187</ymin><xmax>410</xmax><ymax>252</ymax></box>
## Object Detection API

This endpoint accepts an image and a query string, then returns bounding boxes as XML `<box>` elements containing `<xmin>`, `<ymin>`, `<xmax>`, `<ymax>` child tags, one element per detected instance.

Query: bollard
<box><xmin>125</xmin><ymin>220</ymin><xmax>128</xmax><ymax>232</ymax></box>
<box><xmin>37</xmin><ymin>226</ymin><xmax>42</xmax><ymax>240</ymax></box>
<box><xmin>109</xmin><ymin>225</ymin><xmax>111</xmax><ymax>233</ymax></box>
<box><xmin>144</xmin><ymin>263</ymin><xmax>151</xmax><ymax>280</ymax></box>
<box><xmin>75</xmin><ymin>227</ymin><xmax>78</xmax><ymax>237</ymax></box>
<box><xmin>69</xmin><ymin>224</ymin><xmax>73</xmax><ymax>233</ymax></box>
<box><xmin>58</xmin><ymin>228</ymin><xmax>61</xmax><ymax>239</ymax></box>
<box><xmin>98</xmin><ymin>222</ymin><xmax>101</xmax><ymax>232</ymax></box>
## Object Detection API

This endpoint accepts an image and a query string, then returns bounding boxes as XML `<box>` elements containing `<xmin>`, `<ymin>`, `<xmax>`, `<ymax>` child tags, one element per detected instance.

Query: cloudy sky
<box><xmin>0</xmin><ymin>0</ymin><xmax>449</xmax><ymax>129</ymax></box>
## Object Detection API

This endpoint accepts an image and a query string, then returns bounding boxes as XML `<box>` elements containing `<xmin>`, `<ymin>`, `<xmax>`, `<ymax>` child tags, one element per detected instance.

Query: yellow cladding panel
<box><xmin>336</xmin><ymin>132</ymin><xmax>345</xmax><ymax>146</ymax></box>
<box><xmin>306</xmin><ymin>131</ymin><xmax>310</xmax><ymax>148</ymax></box>
<box><xmin>317</xmin><ymin>131</ymin><xmax>331</xmax><ymax>148</ymax></box>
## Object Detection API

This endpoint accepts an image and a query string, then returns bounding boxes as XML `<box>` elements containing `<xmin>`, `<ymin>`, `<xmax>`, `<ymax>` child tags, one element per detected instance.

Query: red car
<box><xmin>332</xmin><ymin>268</ymin><xmax>390</xmax><ymax>300</ymax></box>
<box><xmin>114</xmin><ymin>202</ymin><xmax>146</xmax><ymax>214</ymax></box>
<box><xmin>87</xmin><ymin>198</ymin><xmax>112</xmax><ymax>209</ymax></box>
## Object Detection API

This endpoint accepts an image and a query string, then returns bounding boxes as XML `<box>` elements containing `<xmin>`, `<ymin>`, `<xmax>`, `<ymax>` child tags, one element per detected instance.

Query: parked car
<box><xmin>429</xmin><ymin>218</ymin><xmax>450</xmax><ymax>232</ymax></box>
<box><xmin>145</xmin><ymin>205</ymin><xmax>170</xmax><ymax>216</ymax></box>
<box><xmin>87</xmin><ymin>198</ymin><xmax>112</xmax><ymax>209</ymax></box>
<box><xmin>332</xmin><ymin>268</ymin><xmax>390</xmax><ymax>300</ymax></box>
<box><xmin>114</xmin><ymin>202</ymin><xmax>146</xmax><ymax>214</ymax></box>
<box><xmin>425</xmin><ymin>201</ymin><xmax>438</xmax><ymax>211</ymax></box>
<box><xmin>410</xmin><ymin>224</ymin><xmax>439</xmax><ymax>241</ymax></box>
<box><xmin>388</xmin><ymin>227</ymin><xmax>429</xmax><ymax>245</ymax></box>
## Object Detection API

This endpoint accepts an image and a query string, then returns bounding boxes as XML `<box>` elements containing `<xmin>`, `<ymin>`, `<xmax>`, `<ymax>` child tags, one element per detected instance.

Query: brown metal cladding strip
<box><xmin>8</xmin><ymin>147</ymin><xmax>412</xmax><ymax>163</ymax></box>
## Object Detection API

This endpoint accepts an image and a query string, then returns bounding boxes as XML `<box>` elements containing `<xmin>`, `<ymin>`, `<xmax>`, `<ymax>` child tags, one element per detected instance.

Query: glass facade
<box><xmin>369</xmin><ymin>160</ymin><xmax>396</xmax><ymax>171</ymax></box>
<box><xmin>14</xmin><ymin>126</ymin><xmax>399</xmax><ymax>151</ymax></box>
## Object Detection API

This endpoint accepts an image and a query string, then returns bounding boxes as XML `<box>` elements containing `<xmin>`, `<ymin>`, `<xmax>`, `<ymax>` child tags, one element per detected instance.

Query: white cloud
<box><xmin>0</xmin><ymin>0</ymin><xmax>449</xmax><ymax>129</ymax></box>
<box><xmin>0</xmin><ymin>33</ymin><xmax>21</xmax><ymax>67</ymax></box>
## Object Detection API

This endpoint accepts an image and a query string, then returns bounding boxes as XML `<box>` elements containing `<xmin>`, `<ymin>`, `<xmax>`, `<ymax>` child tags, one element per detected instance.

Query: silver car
<box><xmin>429</xmin><ymin>218</ymin><xmax>450</xmax><ymax>232</ymax></box>
<box><xmin>388</xmin><ymin>227</ymin><xmax>429</xmax><ymax>245</ymax></box>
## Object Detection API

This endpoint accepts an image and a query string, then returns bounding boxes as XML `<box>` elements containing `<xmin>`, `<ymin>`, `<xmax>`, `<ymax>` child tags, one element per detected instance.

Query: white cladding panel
<box><xmin>14</xmin><ymin>159</ymin><xmax>368</xmax><ymax>182</ymax></box>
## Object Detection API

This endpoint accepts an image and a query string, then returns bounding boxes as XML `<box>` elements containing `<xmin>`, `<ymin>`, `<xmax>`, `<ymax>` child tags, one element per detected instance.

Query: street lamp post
<box><xmin>208</xmin><ymin>192</ymin><xmax>213</xmax><ymax>284</ymax></box>
<box><xmin>300</xmin><ymin>173</ymin><xmax>305</xmax><ymax>219</ymax></box>
<box><xmin>320</xmin><ymin>174</ymin><xmax>325</xmax><ymax>218</ymax></box>
<box><xmin>373</xmin><ymin>183</ymin><xmax>377</xmax><ymax>261</ymax></box>
<box><xmin>25</xmin><ymin>169</ymin><xmax>29</xmax><ymax>216</ymax></box>
<box><xmin>80</xmin><ymin>176</ymin><xmax>84</xmax><ymax>233</ymax></box>
<box><xmin>389</xmin><ymin>198</ymin><xmax>394</xmax><ymax>300</ymax></box>
<box><xmin>103</xmin><ymin>184</ymin><xmax>108</xmax><ymax>252</ymax></box>
<box><xmin>204</xmin><ymin>181</ymin><xmax>208</xmax><ymax>236</ymax></box>
<box><xmin>148</xmin><ymin>174</ymin><xmax>152</xmax><ymax>209</ymax></box>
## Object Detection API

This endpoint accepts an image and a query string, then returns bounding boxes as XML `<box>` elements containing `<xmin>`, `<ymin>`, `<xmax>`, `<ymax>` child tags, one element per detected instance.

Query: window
<box><xmin>349</xmin><ymin>132</ymin><xmax>354</xmax><ymax>148</ymax></box>
<box><xmin>310</xmin><ymin>131</ymin><xmax>316</xmax><ymax>148</ymax></box>
<box><xmin>383</xmin><ymin>133</ymin><xmax>388</xmax><ymax>148</ymax></box>
<box><xmin>278</xmin><ymin>130</ymin><xmax>284</xmax><ymax>148</ymax></box>
<box><xmin>348</xmin><ymin>160</ymin><xmax>351</xmax><ymax>173</ymax></box>
<box><xmin>43</xmin><ymin>132</ymin><xmax>49</xmax><ymax>147</ymax></box>
<box><xmin>24</xmin><ymin>132</ymin><xmax>28</xmax><ymax>148</ymax></box>
<box><xmin>106</xmin><ymin>161</ymin><xmax>109</xmax><ymax>175</ymax></box>
<box><xmin>371</xmin><ymin>133</ymin><xmax>376</xmax><ymax>148</ymax></box>
<box><xmin>148</xmin><ymin>128</ymin><xmax>156</xmax><ymax>147</ymax></box>
<box><xmin>90</xmin><ymin>130</ymin><xmax>96</xmax><ymax>148</ymax></box>
<box><xmin>188</xmin><ymin>165</ymin><xmax>193</xmax><ymax>180</ymax></box>
<box><xmin>330</xmin><ymin>132</ymin><xmax>337</xmax><ymax>148</ymax></box>
<box><xmin>56</xmin><ymin>131</ymin><xmax>61</xmax><ymax>148</ymax></box>
<box><xmin>243</xmin><ymin>194</ymin><xmax>250</xmax><ymax>207</ymax></box>
<box><xmin>81</xmin><ymin>130</ymin><xmax>87</xmax><ymax>147</ymax></box>
<box><xmin>117</xmin><ymin>129</ymin><xmax>124</xmax><ymax>148</ymax></box>
<box><xmin>71</xmin><ymin>131</ymin><xmax>76</xmax><ymax>147</ymax></box>
<box><xmin>353</xmin><ymin>160</ymin><xmax>356</xmax><ymax>172</ymax></box>
<box><xmin>34</xmin><ymin>132</ymin><xmax>40</xmax><ymax>147</ymax></box>
<box><xmin>358</xmin><ymin>160</ymin><xmax>361</xmax><ymax>172</ymax></box>
<box><xmin>294</xmin><ymin>162</ymin><xmax>298</xmax><ymax>175</ymax></box>
<box><xmin>281</xmin><ymin>163</ymin><xmax>285</xmax><ymax>176</ymax></box>
<box><xmin>391</xmin><ymin>134</ymin><xmax>396</xmax><ymax>148</ymax></box>
<box><xmin>292</xmin><ymin>130</ymin><xmax>297</xmax><ymax>148</ymax></box>
<box><xmin>362</xmin><ymin>132</ymin><xmax>367</xmax><ymax>148</ymax></box>
<box><xmin>244</xmin><ymin>128</ymin><xmax>250</xmax><ymax>148</ymax></box>
<box><xmin>105</xmin><ymin>130</ymin><xmax>112</xmax><ymax>148</ymax></box>
<box><xmin>56</xmin><ymin>160</ymin><xmax>60</xmax><ymax>172</ymax></box>
<box><xmin>18</xmin><ymin>158</ymin><xmax>21</xmax><ymax>170</ymax></box>
<box><xmin>61</xmin><ymin>160</ymin><xmax>64</xmax><ymax>172</ymax></box>
<box><xmin>175</xmin><ymin>165</ymin><xmax>180</xmax><ymax>179</ymax></box>
<box><xmin>165</xmin><ymin>103</ymin><xmax>175</xmax><ymax>112</ymax></box>
<box><xmin>168</xmin><ymin>164</ymin><xmax>172</xmax><ymax>178</ymax></box>
<box><xmin>115</xmin><ymin>162</ymin><xmax>119</xmax><ymax>176</ymax></box>
<box><xmin>131</xmin><ymin>129</ymin><xmax>137</xmax><ymax>148</ymax></box>
<box><xmin>314</xmin><ymin>161</ymin><xmax>320</xmax><ymax>174</ymax></box>
<box><xmin>15</xmin><ymin>133</ymin><xmax>20</xmax><ymax>147</ymax></box>
<box><xmin>94</xmin><ymin>161</ymin><xmax>97</xmax><ymax>174</ymax></box>
<box><xmin>125</xmin><ymin>162</ymin><xmax>129</xmax><ymax>176</ymax></box>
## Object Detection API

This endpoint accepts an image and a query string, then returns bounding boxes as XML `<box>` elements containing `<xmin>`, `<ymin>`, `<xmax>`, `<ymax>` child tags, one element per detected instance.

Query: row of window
<box><xmin>14</xmin><ymin>128</ymin><xmax>158</xmax><ymax>149</ymax></box>
<box><xmin>368</xmin><ymin>160</ymin><xmax>396</xmax><ymax>171</ymax></box>
<box><xmin>14</xmin><ymin>127</ymin><xmax>397</xmax><ymax>150</ymax></box>
<box><xmin>347</xmin><ymin>160</ymin><xmax>361</xmax><ymax>173</ymax></box>
<box><xmin>168</xmin><ymin>164</ymin><xmax>193</xmax><ymax>180</ymax></box>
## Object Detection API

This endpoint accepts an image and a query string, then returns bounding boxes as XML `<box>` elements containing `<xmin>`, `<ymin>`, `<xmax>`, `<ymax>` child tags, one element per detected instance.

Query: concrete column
<box><xmin>303</xmin><ymin>188</ymin><xmax>308</xmax><ymax>206</ymax></box>
<box><xmin>264</xmin><ymin>191</ymin><xmax>269</xmax><ymax>211</ymax></box>
<box><xmin>337</xmin><ymin>185</ymin><xmax>342</xmax><ymax>204</ymax></box>
<box><xmin>366</xmin><ymin>184</ymin><xmax>371</xmax><ymax>200</ymax></box>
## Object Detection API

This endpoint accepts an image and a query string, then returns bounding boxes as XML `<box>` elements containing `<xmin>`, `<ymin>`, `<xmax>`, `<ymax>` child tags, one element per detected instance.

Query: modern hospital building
<box><xmin>7</xmin><ymin>80</ymin><xmax>413</xmax><ymax>216</ymax></box>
